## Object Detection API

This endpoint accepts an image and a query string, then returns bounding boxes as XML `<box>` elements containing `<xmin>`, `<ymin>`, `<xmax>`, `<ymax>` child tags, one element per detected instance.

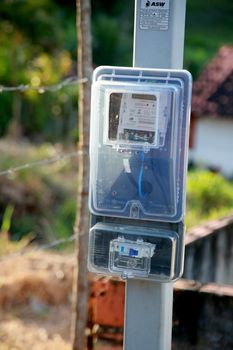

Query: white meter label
<box><xmin>118</xmin><ymin>93</ymin><xmax>159</xmax><ymax>145</ymax></box>
<box><xmin>140</xmin><ymin>0</ymin><xmax>170</xmax><ymax>31</ymax></box>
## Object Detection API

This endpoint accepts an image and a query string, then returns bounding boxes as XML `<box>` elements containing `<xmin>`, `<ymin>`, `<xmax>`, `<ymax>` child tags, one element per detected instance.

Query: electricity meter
<box><xmin>89</xmin><ymin>66</ymin><xmax>192</xmax><ymax>222</ymax></box>
<box><xmin>88</xmin><ymin>66</ymin><xmax>192</xmax><ymax>281</ymax></box>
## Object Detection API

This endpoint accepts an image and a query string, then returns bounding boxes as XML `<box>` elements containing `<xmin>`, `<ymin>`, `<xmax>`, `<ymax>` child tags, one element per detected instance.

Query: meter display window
<box><xmin>108</xmin><ymin>92</ymin><xmax>159</xmax><ymax>146</ymax></box>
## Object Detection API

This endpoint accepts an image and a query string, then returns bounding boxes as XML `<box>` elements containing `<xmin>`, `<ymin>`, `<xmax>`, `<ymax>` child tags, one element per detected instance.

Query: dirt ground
<box><xmin>0</xmin><ymin>250</ymin><xmax>122</xmax><ymax>350</ymax></box>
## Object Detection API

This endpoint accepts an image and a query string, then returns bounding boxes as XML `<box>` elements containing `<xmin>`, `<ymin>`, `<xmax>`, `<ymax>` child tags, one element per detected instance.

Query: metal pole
<box><xmin>124</xmin><ymin>1</ymin><xmax>187</xmax><ymax>350</ymax></box>
<box><xmin>133</xmin><ymin>0</ymin><xmax>186</xmax><ymax>70</ymax></box>
<box><xmin>124</xmin><ymin>280</ymin><xmax>173</xmax><ymax>350</ymax></box>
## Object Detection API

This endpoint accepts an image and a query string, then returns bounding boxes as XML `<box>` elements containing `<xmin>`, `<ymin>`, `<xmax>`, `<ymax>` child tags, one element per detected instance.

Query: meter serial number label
<box><xmin>140</xmin><ymin>0</ymin><xmax>170</xmax><ymax>31</ymax></box>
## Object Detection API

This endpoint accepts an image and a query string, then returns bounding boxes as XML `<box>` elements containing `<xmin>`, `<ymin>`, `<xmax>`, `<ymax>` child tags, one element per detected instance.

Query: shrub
<box><xmin>186</xmin><ymin>170</ymin><xmax>233</xmax><ymax>228</ymax></box>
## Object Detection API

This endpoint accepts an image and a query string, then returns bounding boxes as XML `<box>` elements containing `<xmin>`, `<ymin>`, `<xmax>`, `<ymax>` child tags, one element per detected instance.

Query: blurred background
<box><xmin>0</xmin><ymin>0</ymin><xmax>232</xmax><ymax>349</ymax></box>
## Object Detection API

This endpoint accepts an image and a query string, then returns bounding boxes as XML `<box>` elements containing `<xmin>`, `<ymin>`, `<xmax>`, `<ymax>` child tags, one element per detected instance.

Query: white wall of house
<box><xmin>190</xmin><ymin>117</ymin><xmax>233</xmax><ymax>177</ymax></box>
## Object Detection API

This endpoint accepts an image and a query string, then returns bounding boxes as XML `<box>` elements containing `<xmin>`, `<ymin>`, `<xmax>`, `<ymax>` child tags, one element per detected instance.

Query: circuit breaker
<box><xmin>88</xmin><ymin>66</ymin><xmax>192</xmax><ymax>281</ymax></box>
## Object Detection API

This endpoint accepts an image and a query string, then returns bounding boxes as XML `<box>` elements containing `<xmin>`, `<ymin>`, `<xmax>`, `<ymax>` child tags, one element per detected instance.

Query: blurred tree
<box><xmin>0</xmin><ymin>0</ymin><xmax>77</xmax><ymax>141</ymax></box>
<box><xmin>91</xmin><ymin>0</ymin><xmax>134</xmax><ymax>66</ymax></box>
<box><xmin>185</xmin><ymin>0</ymin><xmax>233</xmax><ymax>77</ymax></box>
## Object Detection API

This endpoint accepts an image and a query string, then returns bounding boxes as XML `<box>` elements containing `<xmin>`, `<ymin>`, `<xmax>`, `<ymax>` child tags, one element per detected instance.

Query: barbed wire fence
<box><xmin>0</xmin><ymin>76</ymin><xmax>88</xmax><ymax>93</ymax></box>
<box><xmin>0</xmin><ymin>149</ymin><xmax>83</xmax><ymax>177</ymax></box>
<box><xmin>0</xmin><ymin>76</ymin><xmax>89</xmax><ymax>261</ymax></box>
<box><xmin>0</xmin><ymin>234</ymin><xmax>76</xmax><ymax>262</ymax></box>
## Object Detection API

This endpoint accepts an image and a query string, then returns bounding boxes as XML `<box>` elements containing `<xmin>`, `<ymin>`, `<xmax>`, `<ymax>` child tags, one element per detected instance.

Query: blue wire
<box><xmin>138</xmin><ymin>151</ymin><xmax>146</xmax><ymax>199</ymax></box>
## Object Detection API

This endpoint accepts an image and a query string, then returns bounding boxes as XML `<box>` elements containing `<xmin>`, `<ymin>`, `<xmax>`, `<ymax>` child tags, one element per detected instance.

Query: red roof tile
<box><xmin>192</xmin><ymin>46</ymin><xmax>233</xmax><ymax>117</ymax></box>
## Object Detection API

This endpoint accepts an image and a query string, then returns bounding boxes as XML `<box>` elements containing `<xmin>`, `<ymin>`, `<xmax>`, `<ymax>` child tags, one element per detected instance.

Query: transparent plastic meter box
<box><xmin>89</xmin><ymin>66</ymin><xmax>192</xmax><ymax>222</ymax></box>
<box><xmin>88</xmin><ymin>222</ymin><xmax>184</xmax><ymax>281</ymax></box>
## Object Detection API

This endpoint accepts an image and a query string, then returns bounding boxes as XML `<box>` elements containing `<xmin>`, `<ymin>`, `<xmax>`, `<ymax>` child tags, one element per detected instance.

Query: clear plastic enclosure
<box><xmin>88</xmin><ymin>222</ymin><xmax>179</xmax><ymax>281</ymax></box>
<box><xmin>89</xmin><ymin>66</ymin><xmax>192</xmax><ymax>222</ymax></box>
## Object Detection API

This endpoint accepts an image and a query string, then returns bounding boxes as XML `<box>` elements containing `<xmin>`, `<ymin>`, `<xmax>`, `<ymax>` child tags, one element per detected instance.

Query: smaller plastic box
<box><xmin>88</xmin><ymin>222</ymin><xmax>180</xmax><ymax>281</ymax></box>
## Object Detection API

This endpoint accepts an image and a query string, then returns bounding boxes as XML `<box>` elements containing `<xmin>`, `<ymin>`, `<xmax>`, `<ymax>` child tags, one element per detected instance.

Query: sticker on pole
<box><xmin>140</xmin><ymin>0</ymin><xmax>170</xmax><ymax>31</ymax></box>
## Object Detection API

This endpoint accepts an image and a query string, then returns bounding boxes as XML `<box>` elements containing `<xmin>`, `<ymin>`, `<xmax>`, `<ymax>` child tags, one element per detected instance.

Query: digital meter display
<box><xmin>108</xmin><ymin>92</ymin><xmax>159</xmax><ymax>145</ymax></box>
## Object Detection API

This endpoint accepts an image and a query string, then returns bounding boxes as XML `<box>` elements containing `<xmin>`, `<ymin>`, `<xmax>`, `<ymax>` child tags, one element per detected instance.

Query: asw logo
<box><xmin>146</xmin><ymin>1</ymin><xmax>166</xmax><ymax>7</ymax></box>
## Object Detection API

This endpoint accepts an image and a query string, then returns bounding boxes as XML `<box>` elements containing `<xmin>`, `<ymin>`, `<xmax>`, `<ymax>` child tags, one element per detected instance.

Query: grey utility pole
<box><xmin>124</xmin><ymin>1</ymin><xmax>187</xmax><ymax>350</ymax></box>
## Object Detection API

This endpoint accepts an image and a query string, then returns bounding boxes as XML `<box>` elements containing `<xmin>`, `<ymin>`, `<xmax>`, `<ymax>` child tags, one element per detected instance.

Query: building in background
<box><xmin>190</xmin><ymin>46</ymin><xmax>233</xmax><ymax>177</ymax></box>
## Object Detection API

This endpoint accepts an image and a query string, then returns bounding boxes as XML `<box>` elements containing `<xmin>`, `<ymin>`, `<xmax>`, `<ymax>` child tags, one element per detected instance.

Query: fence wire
<box><xmin>0</xmin><ymin>147</ymin><xmax>86</xmax><ymax>259</ymax></box>
<box><xmin>0</xmin><ymin>149</ymin><xmax>84</xmax><ymax>177</ymax></box>
<box><xmin>0</xmin><ymin>234</ymin><xmax>76</xmax><ymax>262</ymax></box>
<box><xmin>0</xmin><ymin>75</ymin><xmax>88</xmax><ymax>262</ymax></box>
<box><xmin>0</xmin><ymin>76</ymin><xmax>88</xmax><ymax>94</ymax></box>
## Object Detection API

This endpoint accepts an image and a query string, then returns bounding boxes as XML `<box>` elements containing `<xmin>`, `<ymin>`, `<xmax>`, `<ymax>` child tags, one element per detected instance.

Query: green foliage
<box><xmin>92</xmin><ymin>2</ymin><xmax>133</xmax><ymax>66</ymax></box>
<box><xmin>0</xmin><ymin>0</ymin><xmax>77</xmax><ymax>140</ymax></box>
<box><xmin>11</xmin><ymin>215</ymin><xmax>37</xmax><ymax>241</ymax></box>
<box><xmin>1</xmin><ymin>205</ymin><xmax>14</xmax><ymax>233</ymax></box>
<box><xmin>52</xmin><ymin>198</ymin><xmax>77</xmax><ymax>239</ymax></box>
<box><xmin>186</xmin><ymin>170</ymin><xmax>233</xmax><ymax>228</ymax></box>
<box><xmin>93</xmin><ymin>14</ymin><xmax>119</xmax><ymax>65</ymax></box>
<box><xmin>185</xmin><ymin>0</ymin><xmax>233</xmax><ymax>77</ymax></box>
<box><xmin>0</xmin><ymin>142</ymin><xmax>77</xmax><ymax>242</ymax></box>
<box><xmin>0</xmin><ymin>231</ymin><xmax>31</xmax><ymax>257</ymax></box>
